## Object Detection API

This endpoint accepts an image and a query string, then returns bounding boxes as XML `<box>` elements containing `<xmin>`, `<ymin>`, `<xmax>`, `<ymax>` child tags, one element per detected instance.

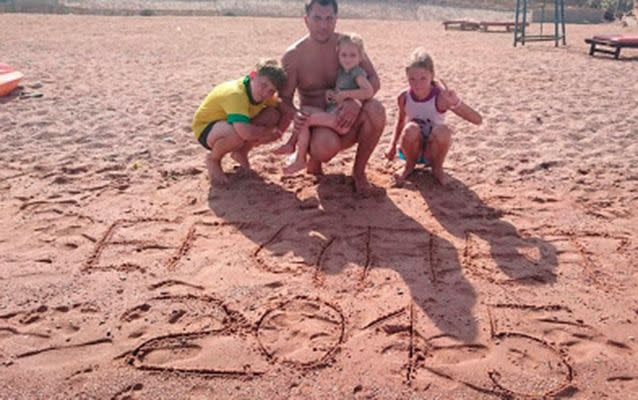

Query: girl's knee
<box><xmin>431</xmin><ymin>126</ymin><xmax>452</xmax><ymax>147</ymax></box>
<box><xmin>401</xmin><ymin>123</ymin><xmax>422</xmax><ymax>146</ymax></box>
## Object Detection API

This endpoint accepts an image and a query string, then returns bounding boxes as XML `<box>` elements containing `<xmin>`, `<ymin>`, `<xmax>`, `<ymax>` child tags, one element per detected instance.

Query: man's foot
<box><xmin>306</xmin><ymin>159</ymin><xmax>324</xmax><ymax>176</ymax></box>
<box><xmin>432</xmin><ymin>167</ymin><xmax>448</xmax><ymax>186</ymax></box>
<box><xmin>273</xmin><ymin>143</ymin><xmax>295</xmax><ymax>155</ymax></box>
<box><xmin>231</xmin><ymin>150</ymin><xmax>251</xmax><ymax>170</ymax></box>
<box><xmin>283</xmin><ymin>159</ymin><xmax>306</xmax><ymax>175</ymax></box>
<box><xmin>206</xmin><ymin>154</ymin><xmax>229</xmax><ymax>185</ymax></box>
<box><xmin>353</xmin><ymin>173</ymin><xmax>371</xmax><ymax>194</ymax></box>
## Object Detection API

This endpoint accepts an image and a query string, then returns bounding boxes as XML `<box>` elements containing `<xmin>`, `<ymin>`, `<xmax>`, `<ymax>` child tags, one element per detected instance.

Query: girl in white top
<box><xmin>385</xmin><ymin>48</ymin><xmax>482</xmax><ymax>186</ymax></box>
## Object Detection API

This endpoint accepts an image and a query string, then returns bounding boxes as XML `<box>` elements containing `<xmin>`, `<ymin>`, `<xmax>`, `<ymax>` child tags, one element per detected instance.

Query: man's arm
<box><xmin>278</xmin><ymin>48</ymin><xmax>299</xmax><ymax>133</ymax></box>
<box><xmin>359</xmin><ymin>50</ymin><xmax>380</xmax><ymax>95</ymax></box>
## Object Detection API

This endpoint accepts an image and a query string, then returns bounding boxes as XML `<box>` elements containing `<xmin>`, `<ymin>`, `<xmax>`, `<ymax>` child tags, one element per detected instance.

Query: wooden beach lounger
<box><xmin>479</xmin><ymin>21</ymin><xmax>528</xmax><ymax>32</ymax></box>
<box><xmin>585</xmin><ymin>34</ymin><xmax>638</xmax><ymax>59</ymax></box>
<box><xmin>442</xmin><ymin>20</ymin><xmax>479</xmax><ymax>31</ymax></box>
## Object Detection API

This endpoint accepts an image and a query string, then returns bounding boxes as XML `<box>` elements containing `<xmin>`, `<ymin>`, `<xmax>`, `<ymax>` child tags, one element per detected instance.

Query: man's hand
<box><xmin>336</xmin><ymin>100</ymin><xmax>360</xmax><ymax>132</ymax></box>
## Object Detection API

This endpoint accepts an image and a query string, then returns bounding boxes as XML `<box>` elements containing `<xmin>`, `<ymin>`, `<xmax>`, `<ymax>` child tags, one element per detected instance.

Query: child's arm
<box><xmin>437</xmin><ymin>84</ymin><xmax>482</xmax><ymax>126</ymax></box>
<box><xmin>385</xmin><ymin>92</ymin><xmax>407</xmax><ymax>161</ymax></box>
<box><xmin>450</xmin><ymin>101</ymin><xmax>482</xmax><ymax>126</ymax></box>
<box><xmin>334</xmin><ymin>75</ymin><xmax>374</xmax><ymax>103</ymax></box>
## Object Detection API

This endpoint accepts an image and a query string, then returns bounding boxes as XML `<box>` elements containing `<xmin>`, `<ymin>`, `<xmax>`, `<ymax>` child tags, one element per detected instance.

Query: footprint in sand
<box><xmin>1</xmin><ymin>302</ymin><xmax>105</xmax><ymax>365</ymax></box>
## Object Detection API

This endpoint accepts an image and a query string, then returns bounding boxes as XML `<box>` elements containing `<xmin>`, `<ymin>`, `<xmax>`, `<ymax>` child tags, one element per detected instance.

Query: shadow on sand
<box><xmin>208</xmin><ymin>169</ymin><xmax>558</xmax><ymax>343</ymax></box>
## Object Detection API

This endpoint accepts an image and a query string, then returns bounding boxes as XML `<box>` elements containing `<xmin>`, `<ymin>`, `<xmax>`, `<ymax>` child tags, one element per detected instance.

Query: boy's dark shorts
<box><xmin>197</xmin><ymin>120</ymin><xmax>220</xmax><ymax>150</ymax></box>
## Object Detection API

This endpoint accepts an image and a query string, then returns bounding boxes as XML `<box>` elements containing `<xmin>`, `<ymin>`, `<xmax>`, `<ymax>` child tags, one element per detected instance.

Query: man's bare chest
<box><xmin>297</xmin><ymin>53</ymin><xmax>339</xmax><ymax>90</ymax></box>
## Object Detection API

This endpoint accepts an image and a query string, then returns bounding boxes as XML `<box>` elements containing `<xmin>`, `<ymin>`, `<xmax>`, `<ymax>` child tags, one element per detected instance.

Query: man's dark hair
<box><xmin>305</xmin><ymin>0</ymin><xmax>338</xmax><ymax>15</ymax></box>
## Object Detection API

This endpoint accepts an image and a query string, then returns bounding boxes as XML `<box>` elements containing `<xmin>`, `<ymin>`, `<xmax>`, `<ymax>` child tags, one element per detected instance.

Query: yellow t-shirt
<box><xmin>192</xmin><ymin>75</ymin><xmax>278</xmax><ymax>139</ymax></box>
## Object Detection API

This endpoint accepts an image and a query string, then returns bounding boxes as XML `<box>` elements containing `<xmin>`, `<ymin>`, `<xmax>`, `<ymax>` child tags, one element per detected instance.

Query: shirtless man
<box><xmin>278</xmin><ymin>0</ymin><xmax>386</xmax><ymax>193</ymax></box>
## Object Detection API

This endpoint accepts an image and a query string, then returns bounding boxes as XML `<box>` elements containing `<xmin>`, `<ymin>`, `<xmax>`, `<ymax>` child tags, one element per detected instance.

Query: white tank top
<box><xmin>404</xmin><ymin>86</ymin><xmax>446</xmax><ymax>127</ymax></box>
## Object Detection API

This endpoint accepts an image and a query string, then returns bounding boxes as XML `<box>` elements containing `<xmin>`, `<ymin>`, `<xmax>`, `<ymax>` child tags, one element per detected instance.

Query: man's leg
<box><xmin>423</xmin><ymin>125</ymin><xmax>452</xmax><ymax>185</ymax></box>
<box><xmin>232</xmin><ymin>107</ymin><xmax>281</xmax><ymax>169</ymax></box>
<box><xmin>205</xmin><ymin>122</ymin><xmax>245</xmax><ymax>185</ymax></box>
<box><xmin>396</xmin><ymin>122</ymin><xmax>422</xmax><ymax>184</ymax></box>
<box><xmin>351</xmin><ymin>99</ymin><xmax>386</xmax><ymax>192</ymax></box>
<box><xmin>306</xmin><ymin>126</ymin><xmax>342</xmax><ymax>175</ymax></box>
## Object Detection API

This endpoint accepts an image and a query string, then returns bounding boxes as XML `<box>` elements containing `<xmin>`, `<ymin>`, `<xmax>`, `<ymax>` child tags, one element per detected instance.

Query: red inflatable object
<box><xmin>0</xmin><ymin>63</ymin><xmax>24</xmax><ymax>97</ymax></box>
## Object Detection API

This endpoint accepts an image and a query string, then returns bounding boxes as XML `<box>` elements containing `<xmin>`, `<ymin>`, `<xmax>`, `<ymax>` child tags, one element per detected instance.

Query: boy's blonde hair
<box><xmin>406</xmin><ymin>47</ymin><xmax>434</xmax><ymax>76</ymax></box>
<box><xmin>256</xmin><ymin>58</ymin><xmax>287</xmax><ymax>91</ymax></box>
<box><xmin>337</xmin><ymin>33</ymin><xmax>365</xmax><ymax>56</ymax></box>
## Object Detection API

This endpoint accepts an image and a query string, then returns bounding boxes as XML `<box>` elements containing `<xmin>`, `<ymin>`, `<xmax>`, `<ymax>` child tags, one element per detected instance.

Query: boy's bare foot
<box><xmin>432</xmin><ymin>167</ymin><xmax>448</xmax><ymax>186</ymax></box>
<box><xmin>231</xmin><ymin>151</ymin><xmax>251</xmax><ymax>170</ymax></box>
<box><xmin>283</xmin><ymin>159</ymin><xmax>306</xmax><ymax>175</ymax></box>
<box><xmin>273</xmin><ymin>143</ymin><xmax>295</xmax><ymax>155</ymax></box>
<box><xmin>206</xmin><ymin>154</ymin><xmax>228</xmax><ymax>185</ymax></box>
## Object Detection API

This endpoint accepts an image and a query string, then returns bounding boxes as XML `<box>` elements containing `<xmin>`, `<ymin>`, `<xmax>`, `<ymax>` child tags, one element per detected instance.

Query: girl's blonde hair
<box><xmin>406</xmin><ymin>47</ymin><xmax>434</xmax><ymax>76</ymax></box>
<box><xmin>337</xmin><ymin>33</ymin><xmax>365</xmax><ymax>56</ymax></box>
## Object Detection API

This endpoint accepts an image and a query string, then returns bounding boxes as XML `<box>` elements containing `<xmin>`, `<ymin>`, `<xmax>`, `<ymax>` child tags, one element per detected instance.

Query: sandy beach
<box><xmin>1</xmin><ymin>11</ymin><xmax>637</xmax><ymax>399</ymax></box>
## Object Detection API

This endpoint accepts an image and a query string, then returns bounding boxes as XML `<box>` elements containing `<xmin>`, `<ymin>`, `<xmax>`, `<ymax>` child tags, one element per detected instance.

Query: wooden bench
<box><xmin>585</xmin><ymin>34</ymin><xmax>638</xmax><ymax>59</ymax></box>
<box><xmin>479</xmin><ymin>21</ymin><xmax>528</xmax><ymax>32</ymax></box>
<box><xmin>442</xmin><ymin>20</ymin><xmax>480</xmax><ymax>31</ymax></box>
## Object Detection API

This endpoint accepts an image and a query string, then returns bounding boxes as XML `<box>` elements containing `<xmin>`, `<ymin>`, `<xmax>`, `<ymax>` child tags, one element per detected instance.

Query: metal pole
<box><xmin>541</xmin><ymin>0</ymin><xmax>545</xmax><ymax>35</ymax></box>
<box><xmin>554</xmin><ymin>0</ymin><xmax>559</xmax><ymax>46</ymax></box>
<box><xmin>560</xmin><ymin>0</ymin><xmax>567</xmax><ymax>46</ymax></box>
<box><xmin>514</xmin><ymin>0</ymin><xmax>521</xmax><ymax>46</ymax></box>
<box><xmin>522</xmin><ymin>0</ymin><xmax>528</xmax><ymax>46</ymax></box>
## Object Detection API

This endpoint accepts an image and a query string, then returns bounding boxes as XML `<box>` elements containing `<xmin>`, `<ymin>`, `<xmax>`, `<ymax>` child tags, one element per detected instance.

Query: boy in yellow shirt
<box><xmin>193</xmin><ymin>59</ymin><xmax>287</xmax><ymax>185</ymax></box>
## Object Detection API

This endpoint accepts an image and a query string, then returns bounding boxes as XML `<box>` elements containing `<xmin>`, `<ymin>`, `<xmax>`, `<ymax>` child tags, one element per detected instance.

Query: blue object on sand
<box><xmin>397</xmin><ymin>149</ymin><xmax>431</xmax><ymax>166</ymax></box>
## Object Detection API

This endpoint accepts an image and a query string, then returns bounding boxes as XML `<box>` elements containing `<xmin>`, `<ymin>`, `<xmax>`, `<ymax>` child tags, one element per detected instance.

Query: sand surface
<box><xmin>1</xmin><ymin>13</ymin><xmax>637</xmax><ymax>399</ymax></box>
